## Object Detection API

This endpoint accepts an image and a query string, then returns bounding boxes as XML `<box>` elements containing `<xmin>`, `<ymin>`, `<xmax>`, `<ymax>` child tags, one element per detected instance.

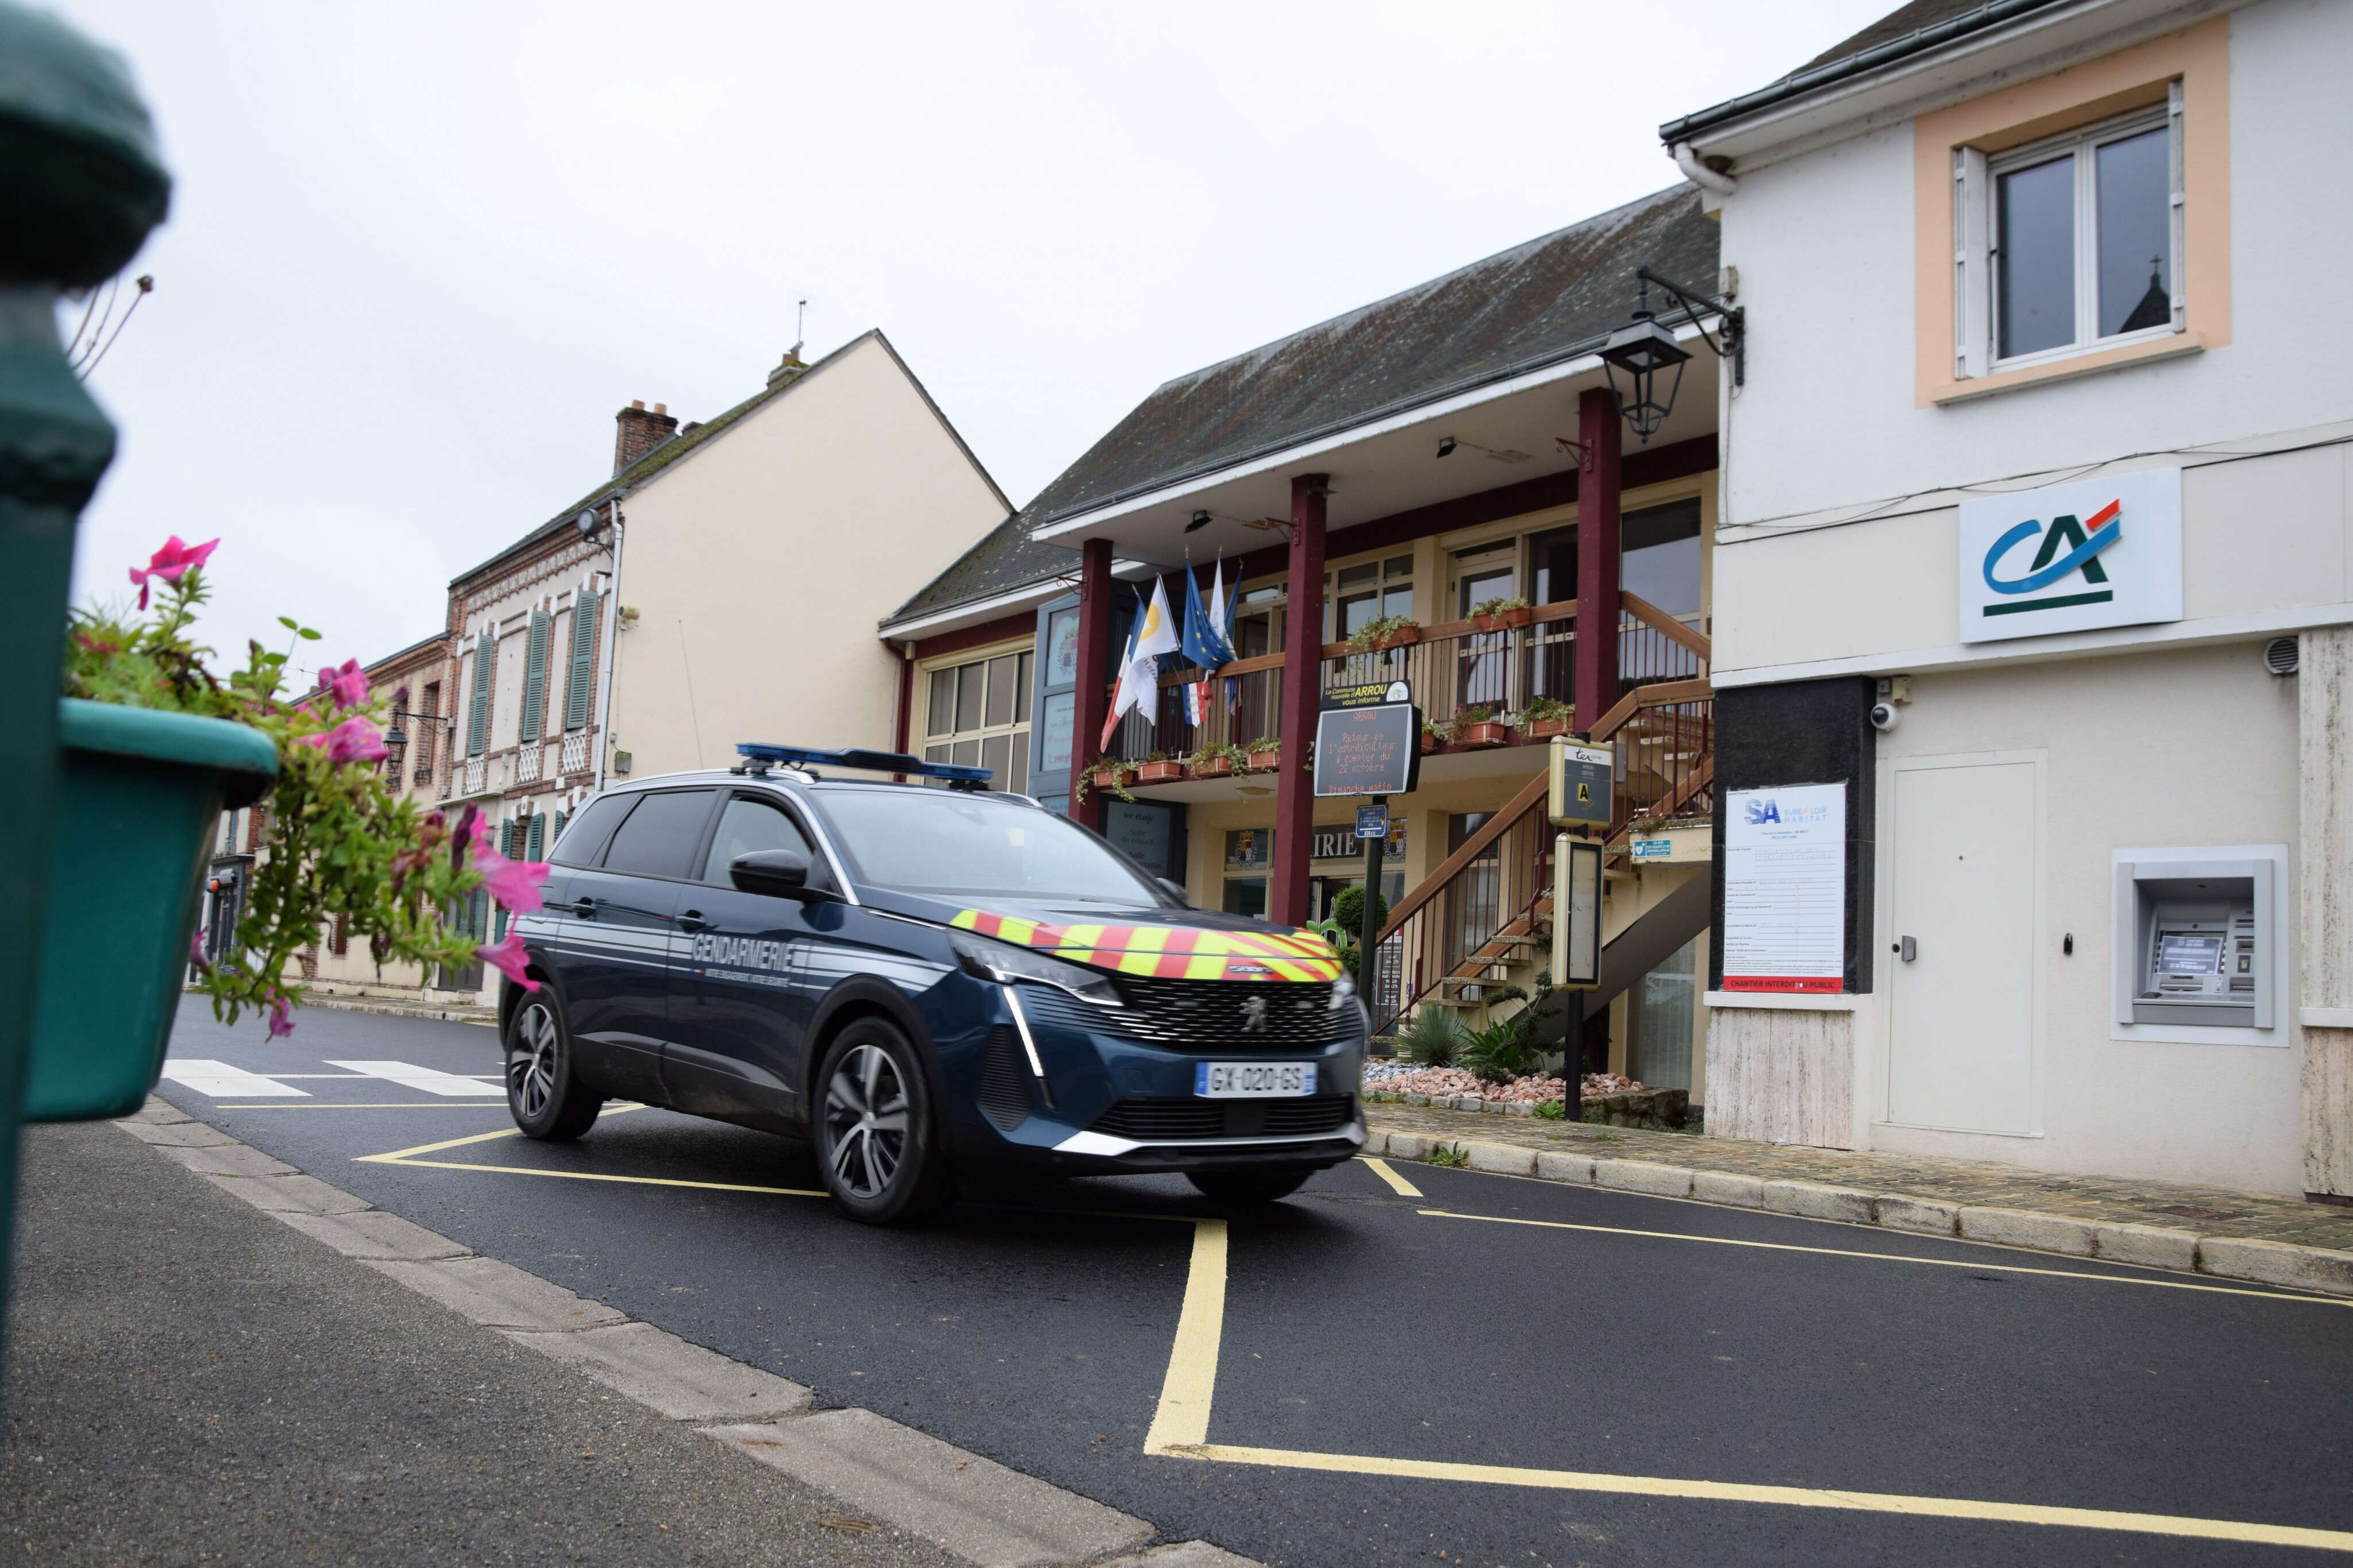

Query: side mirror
<box><xmin>731</xmin><ymin>848</ymin><xmax>831</xmax><ymax>901</ymax></box>
<box><xmin>1158</xmin><ymin>877</ymin><xmax>1189</xmax><ymax>906</ymax></box>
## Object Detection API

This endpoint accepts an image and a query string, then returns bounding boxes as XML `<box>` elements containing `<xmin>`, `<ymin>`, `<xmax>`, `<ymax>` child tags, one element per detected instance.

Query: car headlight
<box><xmin>948</xmin><ymin>929</ymin><xmax>1123</xmax><ymax>1006</ymax></box>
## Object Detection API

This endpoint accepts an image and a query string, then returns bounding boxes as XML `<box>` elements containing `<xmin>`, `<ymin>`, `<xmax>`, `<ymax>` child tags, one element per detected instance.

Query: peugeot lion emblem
<box><xmin>1239</xmin><ymin>995</ymin><xmax>1269</xmax><ymax>1033</ymax></box>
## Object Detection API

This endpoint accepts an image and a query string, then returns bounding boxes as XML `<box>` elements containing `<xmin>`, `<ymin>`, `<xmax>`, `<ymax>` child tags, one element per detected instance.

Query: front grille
<box><xmin>1090</xmin><ymin>1095</ymin><xmax>1355</xmax><ymax>1141</ymax></box>
<box><xmin>1023</xmin><ymin>978</ymin><xmax>1361</xmax><ymax>1052</ymax></box>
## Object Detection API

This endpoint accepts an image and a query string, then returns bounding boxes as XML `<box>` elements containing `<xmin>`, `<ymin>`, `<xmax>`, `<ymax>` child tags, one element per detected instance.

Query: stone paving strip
<box><xmin>1366</xmin><ymin>1103</ymin><xmax>2353</xmax><ymax>1297</ymax></box>
<box><xmin>112</xmin><ymin>1097</ymin><xmax>1253</xmax><ymax>1568</ymax></box>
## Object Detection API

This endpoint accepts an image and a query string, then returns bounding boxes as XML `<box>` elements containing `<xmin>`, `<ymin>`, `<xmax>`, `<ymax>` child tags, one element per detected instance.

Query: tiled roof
<box><xmin>885</xmin><ymin>183</ymin><xmax>1717</xmax><ymax>628</ymax></box>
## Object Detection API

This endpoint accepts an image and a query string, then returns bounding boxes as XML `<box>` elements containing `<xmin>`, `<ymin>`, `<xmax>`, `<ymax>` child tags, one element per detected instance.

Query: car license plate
<box><xmin>1194</xmin><ymin>1061</ymin><xmax>1316</xmax><ymax>1099</ymax></box>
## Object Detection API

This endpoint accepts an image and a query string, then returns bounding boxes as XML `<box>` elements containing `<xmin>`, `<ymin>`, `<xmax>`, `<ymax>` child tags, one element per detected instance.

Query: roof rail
<box><xmin>734</xmin><ymin>742</ymin><xmax>993</xmax><ymax>790</ymax></box>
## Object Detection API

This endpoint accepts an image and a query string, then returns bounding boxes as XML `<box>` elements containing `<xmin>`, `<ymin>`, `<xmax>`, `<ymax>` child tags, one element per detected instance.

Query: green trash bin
<box><xmin>23</xmin><ymin>698</ymin><xmax>276</xmax><ymax>1122</ymax></box>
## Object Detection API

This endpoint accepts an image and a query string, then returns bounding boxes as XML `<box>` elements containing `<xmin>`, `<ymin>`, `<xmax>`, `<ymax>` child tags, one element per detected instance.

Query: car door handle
<box><xmin>1896</xmin><ymin>935</ymin><xmax>1917</xmax><ymax>962</ymax></box>
<box><xmin>676</xmin><ymin>910</ymin><xmax>710</xmax><ymax>933</ymax></box>
<box><xmin>568</xmin><ymin>897</ymin><xmax>598</xmax><ymax>919</ymax></box>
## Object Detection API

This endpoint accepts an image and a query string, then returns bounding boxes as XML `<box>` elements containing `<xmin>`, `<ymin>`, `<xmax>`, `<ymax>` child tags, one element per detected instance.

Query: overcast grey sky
<box><xmin>51</xmin><ymin>0</ymin><xmax>1890</xmax><ymax>679</ymax></box>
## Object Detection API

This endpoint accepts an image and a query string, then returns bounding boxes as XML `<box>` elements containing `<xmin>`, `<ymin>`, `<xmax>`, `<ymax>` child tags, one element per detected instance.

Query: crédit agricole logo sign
<box><xmin>1957</xmin><ymin>467</ymin><xmax>2182</xmax><ymax>644</ymax></box>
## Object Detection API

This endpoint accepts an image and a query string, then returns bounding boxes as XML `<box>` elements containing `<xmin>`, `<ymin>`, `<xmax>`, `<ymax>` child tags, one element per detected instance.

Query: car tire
<box><xmin>506</xmin><ymin>987</ymin><xmax>602</xmax><ymax>1142</ymax></box>
<box><xmin>814</xmin><ymin>1018</ymin><xmax>956</xmax><ymax>1226</ymax></box>
<box><xmin>1187</xmin><ymin>1167</ymin><xmax>1312</xmax><ymax>1206</ymax></box>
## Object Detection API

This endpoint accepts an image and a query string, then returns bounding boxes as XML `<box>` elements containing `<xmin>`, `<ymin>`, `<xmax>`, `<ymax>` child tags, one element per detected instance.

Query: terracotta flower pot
<box><xmin>1469</xmin><ymin>613</ymin><xmax>1503</xmax><ymax>634</ymax></box>
<box><xmin>1089</xmin><ymin>766</ymin><xmax>1117</xmax><ymax>789</ymax></box>
<box><xmin>1500</xmin><ymin>606</ymin><xmax>1534</xmax><ymax>629</ymax></box>
<box><xmin>1455</xmin><ymin>721</ymin><xmax>1507</xmax><ymax>748</ymax></box>
<box><xmin>1135</xmin><ymin>760</ymin><xmax>1182</xmax><ymax>784</ymax></box>
<box><xmin>1377</xmin><ymin>625</ymin><xmax>1422</xmax><ymax>650</ymax></box>
<box><xmin>1191</xmin><ymin>755</ymin><xmax>1234</xmax><ymax>778</ymax></box>
<box><xmin>1247</xmin><ymin>749</ymin><xmax>1280</xmax><ymax>772</ymax></box>
<box><xmin>1420</xmin><ymin>733</ymin><xmax>1443</xmax><ymax>754</ymax></box>
<box><xmin>1522</xmin><ymin>717</ymin><xmax>1568</xmax><ymax>740</ymax></box>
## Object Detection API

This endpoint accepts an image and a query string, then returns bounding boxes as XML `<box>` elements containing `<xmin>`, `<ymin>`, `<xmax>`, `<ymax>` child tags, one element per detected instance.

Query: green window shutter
<box><xmin>565</xmin><ymin>589</ymin><xmax>599</xmax><ymax>731</ymax></box>
<box><xmin>526</xmin><ymin>812</ymin><xmax>545</xmax><ymax>862</ymax></box>
<box><xmin>519</xmin><ymin>609</ymin><xmax>550</xmax><ymax>743</ymax></box>
<box><xmin>552</xmin><ymin>809</ymin><xmax>567</xmax><ymax>845</ymax></box>
<box><xmin>466</xmin><ymin>631</ymin><xmax>493</xmax><ymax>757</ymax></box>
<box><xmin>500</xmin><ymin>818</ymin><xmax>516</xmax><ymax>856</ymax></box>
<box><xmin>494</xmin><ymin>906</ymin><xmax>509</xmax><ymax>942</ymax></box>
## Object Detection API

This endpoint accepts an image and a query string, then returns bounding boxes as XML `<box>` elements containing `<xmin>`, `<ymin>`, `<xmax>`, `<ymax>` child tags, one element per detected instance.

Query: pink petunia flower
<box><xmin>320</xmin><ymin>657</ymin><xmax>370</xmax><ymax>711</ymax></box>
<box><xmin>267</xmin><ymin>996</ymin><xmax>295</xmax><ymax>1037</ymax></box>
<box><xmin>477</xmin><ymin>932</ymin><xmax>540</xmax><ymax>991</ymax></box>
<box><xmin>295</xmin><ymin>715</ymin><xmax>389</xmax><ymax>766</ymax></box>
<box><xmin>128</xmin><ymin>535</ymin><xmax>219</xmax><ymax>611</ymax></box>
<box><xmin>475</xmin><ymin>844</ymin><xmax>551</xmax><ymax>914</ymax></box>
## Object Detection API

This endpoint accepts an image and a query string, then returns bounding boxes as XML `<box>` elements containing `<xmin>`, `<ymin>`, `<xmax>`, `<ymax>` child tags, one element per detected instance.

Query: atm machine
<box><xmin>2119</xmin><ymin>860</ymin><xmax>2271</xmax><ymax>1030</ymax></box>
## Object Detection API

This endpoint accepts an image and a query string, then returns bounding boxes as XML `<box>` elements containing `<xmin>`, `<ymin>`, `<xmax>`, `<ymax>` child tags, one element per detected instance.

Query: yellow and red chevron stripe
<box><xmin>949</xmin><ymin>909</ymin><xmax>1343</xmax><ymax>983</ymax></box>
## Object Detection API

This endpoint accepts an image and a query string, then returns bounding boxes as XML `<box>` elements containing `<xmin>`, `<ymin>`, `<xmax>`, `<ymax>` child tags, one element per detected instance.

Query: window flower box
<box><xmin>1454</xmin><ymin>720</ymin><xmax>1508</xmax><ymax>748</ymax></box>
<box><xmin>1088</xmin><ymin>765</ymin><xmax>1120</xmax><ymax>789</ymax></box>
<box><xmin>1420</xmin><ymin>731</ymin><xmax>1444</xmax><ymax>754</ymax></box>
<box><xmin>1521</xmin><ymin>716</ymin><xmax>1570</xmax><ymax>740</ymax></box>
<box><xmin>1135</xmin><ymin>760</ymin><xmax>1183</xmax><ymax>785</ymax></box>
<box><xmin>1247</xmin><ymin>748</ymin><xmax>1281</xmax><ymax>773</ymax></box>
<box><xmin>1190</xmin><ymin>755</ymin><xmax>1235</xmax><ymax>779</ymax></box>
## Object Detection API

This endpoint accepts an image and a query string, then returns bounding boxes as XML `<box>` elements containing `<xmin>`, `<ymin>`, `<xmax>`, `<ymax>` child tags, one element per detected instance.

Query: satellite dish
<box><xmin>575</xmin><ymin>508</ymin><xmax>601</xmax><ymax>538</ymax></box>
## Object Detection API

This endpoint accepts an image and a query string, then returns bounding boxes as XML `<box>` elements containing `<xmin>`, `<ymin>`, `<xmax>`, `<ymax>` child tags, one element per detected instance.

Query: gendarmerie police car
<box><xmin>503</xmin><ymin>743</ymin><xmax>1367</xmax><ymax>1223</ymax></box>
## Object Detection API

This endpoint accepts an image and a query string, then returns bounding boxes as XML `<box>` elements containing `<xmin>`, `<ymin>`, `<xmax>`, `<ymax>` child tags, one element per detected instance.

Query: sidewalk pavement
<box><xmin>1364</xmin><ymin>1100</ymin><xmax>2353</xmax><ymax>1296</ymax></box>
<box><xmin>3</xmin><ymin>1113</ymin><xmax>1244</xmax><ymax>1568</ymax></box>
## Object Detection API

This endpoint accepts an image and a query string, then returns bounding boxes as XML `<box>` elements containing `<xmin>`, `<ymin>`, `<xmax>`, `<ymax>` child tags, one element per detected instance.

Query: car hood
<box><xmin>864</xmin><ymin>890</ymin><xmax>1344</xmax><ymax>983</ymax></box>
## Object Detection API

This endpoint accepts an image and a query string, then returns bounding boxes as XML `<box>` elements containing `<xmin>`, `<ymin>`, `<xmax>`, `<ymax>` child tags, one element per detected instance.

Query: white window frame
<box><xmin>919</xmin><ymin>644</ymin><xmax>1033</xmax><ymax>794</ymax></box>
<box><xmin>1953</xmin><ymin>86</ymin><xmax>2184</xmax><ymax>379</ymax></box>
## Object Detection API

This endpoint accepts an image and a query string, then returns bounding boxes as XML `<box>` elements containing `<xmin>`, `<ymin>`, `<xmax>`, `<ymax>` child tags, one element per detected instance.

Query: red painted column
<box><xmin>1573</xmin><ymin>387</ymin><xmax>1622</xmax><ymax>728</ymax></box>
<box><xmin>1071</xmin><ymin>537</ymin><xmax>1114</xmax><ymax>827</ymax></box>
<box><xmin>1270</xmin><ymin>474</ymin><xmax>1328</xmax><ymax>928</ymax></box>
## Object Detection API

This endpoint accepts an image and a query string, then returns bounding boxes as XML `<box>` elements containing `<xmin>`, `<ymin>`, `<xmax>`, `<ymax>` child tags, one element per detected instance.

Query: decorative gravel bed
<box><xmin>1360</xmin><ymin>1063</ymin><xmax>1646</xmax><ymax>1103</ymax></box>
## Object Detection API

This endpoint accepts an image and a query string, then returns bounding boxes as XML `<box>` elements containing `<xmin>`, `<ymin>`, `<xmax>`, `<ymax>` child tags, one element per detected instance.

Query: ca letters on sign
<box><xmin>1957</xmin><ymin>467</ymin><xmax>2182</xmax><ymax>643</ymax></box>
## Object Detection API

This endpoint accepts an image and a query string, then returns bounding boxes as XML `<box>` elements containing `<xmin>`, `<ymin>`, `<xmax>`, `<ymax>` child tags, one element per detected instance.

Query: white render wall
<box><xmin>1849</xmin><ymin>642</ymin><xmax>2302</xmax><ymax>1192</ymax></box>
<box><xmin>610</xmin><ymin>335</ymin><xmax>1005</xmax><ymax>778</ymax></box>
<box><xmin>1712</xmin><ymin>0</ymin><xmax>2353</xmax><ymax>681</ymax></box>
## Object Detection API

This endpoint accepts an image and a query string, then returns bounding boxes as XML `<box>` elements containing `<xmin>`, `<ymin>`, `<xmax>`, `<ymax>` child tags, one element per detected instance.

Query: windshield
<box><xmin>811</xmin><ymin>787</ymin><xmax>1169</xmax><ymax>905</ymax></box>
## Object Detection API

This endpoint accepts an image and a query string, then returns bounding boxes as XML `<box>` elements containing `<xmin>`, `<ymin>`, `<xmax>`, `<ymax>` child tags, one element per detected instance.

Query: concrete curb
<box><xmin>1360</xmin><ymin>1129</ymin><xmax>2353</xmax><ymax>1298</ymax></box>
<box><xmin>112</xmin><ymin>1100</ymin><xmax>1260</xmax><ymax>1567</ymax></box>
<box><xmin>265</xmin><ymin>991</ymin><xmax>499</xmax><ymax>1026</ymax></box>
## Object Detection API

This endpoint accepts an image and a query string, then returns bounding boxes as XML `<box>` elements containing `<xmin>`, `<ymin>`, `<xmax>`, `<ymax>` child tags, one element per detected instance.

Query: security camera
<box><xmin>1869</xmin><ymin>702</ymin><xmax>1901</xmax><ymax>732</ymax></box>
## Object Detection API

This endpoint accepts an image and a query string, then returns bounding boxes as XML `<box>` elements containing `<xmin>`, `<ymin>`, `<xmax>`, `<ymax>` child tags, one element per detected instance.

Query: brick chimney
<box><xmin>765</xmin><ymin>347</ymin><xmax>807</xmax><ymax>389</ymax></box>
<box><xmin>613</xmin><ymin>399</ymin><xmax>678</xmax><ymax>474</ymax></box>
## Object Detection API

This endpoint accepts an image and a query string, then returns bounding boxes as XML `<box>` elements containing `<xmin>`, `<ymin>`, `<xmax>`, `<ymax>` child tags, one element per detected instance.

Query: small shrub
<box><xmin>1428</xmin><ymin>1144</ymin><xmax>1469</xmax><ymax>1168</ymax></box>
<box><xmin>1532</xmin><ymin>1099</ymin><xmax>1567</xmax><ymax>1120</ymax></box>
<box><xmin>1395</xmin><ymin>1007</ymin><xmax>1465</xmax><ymax>1068</ymax></box>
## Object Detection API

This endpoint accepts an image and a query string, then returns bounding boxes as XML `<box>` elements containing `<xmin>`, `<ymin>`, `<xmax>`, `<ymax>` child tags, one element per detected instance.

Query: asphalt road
<box><xmin>150</xmin><ymin>999</ymin><xmax>2353</xmax><ymax>1568</ymax></box>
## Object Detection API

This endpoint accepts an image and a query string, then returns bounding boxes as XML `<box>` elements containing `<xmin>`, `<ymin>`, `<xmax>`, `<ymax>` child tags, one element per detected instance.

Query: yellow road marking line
<box><xmin>1359</xmin><ymin>1157</ymin><xmax>1422</xmax><ymax>1198</ymax></box>
<box><xmin>356</xmin><ymin>1102</ymin><xmax>645</xmax><ymax>1164</ymax></box>
<box><xmin>220</xmin><ymin>1102</ymin><xmax>506</xmax><ymax>1109</ymax></box>
<box><xmin>1164</xmin><ymin>1443</ymin><xmax>2353</xmax><ymax>1552</ymax></box>
<box><xmin>1418</xmin><ymin>1208</ymin><xmax>2350</xmax><ymax>1307</ymax></box>
<box><xmin>1143</xmin><ymin>1218</ymin><xmax>1226</xmax><ymax>1454</ymax></box>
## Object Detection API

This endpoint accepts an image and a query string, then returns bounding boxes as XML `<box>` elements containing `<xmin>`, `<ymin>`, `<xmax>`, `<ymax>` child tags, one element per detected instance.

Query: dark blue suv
<box><xmin>503</xmin><ymin>746</ymin><xmax>1367</xmax><ymax>1223</ymax></box>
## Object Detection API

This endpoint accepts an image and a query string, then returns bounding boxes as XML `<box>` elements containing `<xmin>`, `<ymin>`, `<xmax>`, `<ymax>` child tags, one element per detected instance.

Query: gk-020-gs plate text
<box><xmin>1194</xmin><ymin>1061</ymin><xmax>1317</xmax><ymax>1098</ymax></box>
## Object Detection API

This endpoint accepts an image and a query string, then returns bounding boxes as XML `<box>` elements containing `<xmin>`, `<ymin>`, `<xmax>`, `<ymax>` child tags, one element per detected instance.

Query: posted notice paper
<box><xmin>1721</xmin><ymin>782</ymin><xmax>1846</xmax><ymax>993</ymax></box>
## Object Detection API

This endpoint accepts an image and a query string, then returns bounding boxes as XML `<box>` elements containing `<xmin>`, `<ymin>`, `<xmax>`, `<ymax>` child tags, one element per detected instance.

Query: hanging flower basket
<box><xmin>24</xmin><ymin>699</ymin><xmax>277</xmax><ymax>1121</ymax></box>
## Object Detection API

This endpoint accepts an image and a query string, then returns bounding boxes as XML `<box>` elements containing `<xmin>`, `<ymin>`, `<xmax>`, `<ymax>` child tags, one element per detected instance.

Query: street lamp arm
<box><xmin>1633</xmin><ymin>267</ymin><xmax>1741</xmax><ymax>371</ymax></box>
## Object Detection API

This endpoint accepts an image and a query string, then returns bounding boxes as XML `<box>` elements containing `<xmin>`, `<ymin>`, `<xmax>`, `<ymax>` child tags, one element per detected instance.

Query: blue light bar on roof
<box><xmin>735</xmin><ymin>742</ymin><xmax>993</xmax><ymax>783</ymax></box>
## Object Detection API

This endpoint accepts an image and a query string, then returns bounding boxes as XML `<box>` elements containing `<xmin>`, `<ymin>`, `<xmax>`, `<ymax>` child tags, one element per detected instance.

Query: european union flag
<box><xmin>1182</xmin><ymin>563</ymin><xmax>1235</xmax><ymax>671</ymax></box>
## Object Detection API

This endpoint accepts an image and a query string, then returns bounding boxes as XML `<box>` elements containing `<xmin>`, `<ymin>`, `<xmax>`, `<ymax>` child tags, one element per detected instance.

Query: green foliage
<box><xmin>1532</xmin><ymin>1098</ymin><xmax>1567</xmax><ymax>1119</ymax></box>
<box><xmin>1444</xmin><ymin>706</ymin><xmax>1496</xmax><ymax>741</ymax></box>
<box><xmin>64</xmin><ymin>563</ymin><xmax>488</xmax><ymax>1032</ymax></box>
<box><xmin>1427</xmin><ymin>1144</ymin><xmax>1469</xmax><ymax>1168</ymax></box>
<box><xmin>1468</xmin><ymin>596</ymin><xmax>1530</xmax><ymax>619</ymax></box>
<box><xmin>1395</xmin><ymin>1006</ymin><xmax>1465</xmax><ymax>1068</ymax></box>
<box><xmin>1459</xmin><ymin>1017</ymin><xmax>1548</xmax><ymax>1086</ymax></box>
<box><xmin>1330</xmin><ymin>882</ymin><xmax>1386</xmax><ymax>938</ymax></box>
<box><xmin>1517</xmin><ymin>694</ymin><xmax>1573</xmax><ymax>725</ymax></box>
<box><xmin>1189</xmin><ymin>741</ymin><xmax>1251</xmax><ymax>773</ymax></box>
<box><xmin>1344</xmin><ymin>614</ymin><xmax>1419</xmax><ymax>656</ymax></box>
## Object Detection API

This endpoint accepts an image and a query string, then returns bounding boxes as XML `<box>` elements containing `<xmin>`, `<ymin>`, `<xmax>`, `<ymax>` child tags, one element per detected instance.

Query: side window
<box><xmin>598</xmin><ymin>789</ymin><xmax>716</xmax><ymax>879</ymax></box>
<box><xmin>702</xmin><ymin>794</ymin><xmax>815</xmax><ymax>885</ymax></box>
<box><xmin>548</xmin><ymin>792</ymin><xmax>634</xmax><ymax>868</ymax></box>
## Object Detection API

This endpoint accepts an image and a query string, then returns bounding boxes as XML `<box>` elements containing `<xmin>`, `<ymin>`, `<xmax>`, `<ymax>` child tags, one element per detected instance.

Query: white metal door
<box><xmin>1888</xmin><ymin>759</ymin><xmax>2038</xmax><ymax>1134</ymax></box>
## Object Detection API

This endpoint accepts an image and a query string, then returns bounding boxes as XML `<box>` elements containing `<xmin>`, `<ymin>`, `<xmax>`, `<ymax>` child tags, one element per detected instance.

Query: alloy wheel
<box><xmin>509</xmin><ymin>1002</ymin><xmax>558</xmax><ymax>1122</ymax></box>
<box><xmin>824</xmin><ymin>1043</ymin><xmax>911</xmax><ymax>1200</ymax></box>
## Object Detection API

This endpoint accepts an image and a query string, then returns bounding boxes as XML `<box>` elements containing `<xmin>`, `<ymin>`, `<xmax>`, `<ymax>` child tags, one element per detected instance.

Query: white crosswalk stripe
<box><xmin>323</xmin><ymin>1060</ymin><xmax>506</xmax><ymax>1097</ymax></box>
<box><xmin>159</xmin><ymin>1059</ymin><xmax>311</xmax><ymax>1098</ymax></box>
